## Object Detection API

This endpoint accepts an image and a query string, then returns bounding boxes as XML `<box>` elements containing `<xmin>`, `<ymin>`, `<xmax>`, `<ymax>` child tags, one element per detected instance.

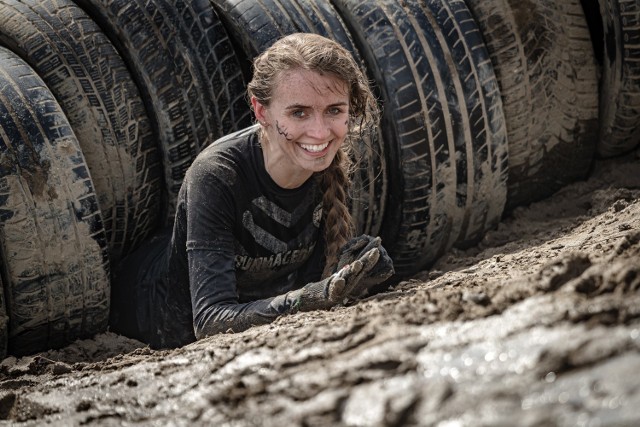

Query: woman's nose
<box><xmin>306</xmin><ymin>115</ymin><xmax>331</xmax><ymax>139</ymax></box>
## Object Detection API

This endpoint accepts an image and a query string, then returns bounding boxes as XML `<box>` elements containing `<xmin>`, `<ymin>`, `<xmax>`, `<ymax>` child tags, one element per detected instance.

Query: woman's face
<box><xmin>252</xmin><ymin>68</ymin><xmax>350</xmax><ymax>186</ymax></box>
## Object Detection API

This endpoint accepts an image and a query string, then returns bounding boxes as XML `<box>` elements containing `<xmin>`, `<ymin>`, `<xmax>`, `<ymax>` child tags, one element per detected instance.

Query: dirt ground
<box><xmin>1</xmin><ymin>150</ymin><xmax>639</xmax><ymax>426</ymax></box>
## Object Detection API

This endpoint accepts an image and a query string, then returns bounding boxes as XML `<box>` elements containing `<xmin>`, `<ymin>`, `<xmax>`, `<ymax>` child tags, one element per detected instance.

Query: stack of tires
<box><xmin>0</xmin><ymin>0</ymin><xmax>636</xmax><ymax>358</ymax></box>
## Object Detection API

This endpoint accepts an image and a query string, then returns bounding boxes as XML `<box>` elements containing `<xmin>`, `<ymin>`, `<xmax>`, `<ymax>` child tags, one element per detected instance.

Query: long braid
<box><xmin>320</xmin><ymin>148</ymin><xmax>354</xmax><ymax>278</ymax></box>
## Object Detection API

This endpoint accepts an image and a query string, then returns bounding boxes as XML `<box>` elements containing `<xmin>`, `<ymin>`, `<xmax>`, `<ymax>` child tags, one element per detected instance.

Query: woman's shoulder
<box><xmin>202</xmin><ymin>124</ymin><xmax>259</xmax><ymax>157</ymax></box>
<box><xmin>189</xmin><ymin>124</ymin><xmax>260</xmax><ymax>171</ymax></box>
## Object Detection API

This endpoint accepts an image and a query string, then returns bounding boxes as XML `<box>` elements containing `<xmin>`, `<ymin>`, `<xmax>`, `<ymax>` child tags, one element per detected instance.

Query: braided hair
<box><xmin>247</xmin><ymin>33</ymin><xmax>379</xmax><ymax>277</ymax></box>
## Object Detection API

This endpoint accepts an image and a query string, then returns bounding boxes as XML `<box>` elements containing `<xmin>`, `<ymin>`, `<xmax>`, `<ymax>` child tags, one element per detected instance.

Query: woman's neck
<box><xmin>261</xmin><ymin>143</ymin><xmax>313</xmax><ymax>189</ymax></box>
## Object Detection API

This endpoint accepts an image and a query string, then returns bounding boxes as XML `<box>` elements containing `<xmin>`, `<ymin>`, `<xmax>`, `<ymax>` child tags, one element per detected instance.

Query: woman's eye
<box><xmin>328</xmin><ymin>107</ymin><xmax>344</xmax><ymax>115</ymax></box>
<box><xmin>292</xmin><ymin>110</ymin><xmax>306</xmax><ymax>118</ymax></box>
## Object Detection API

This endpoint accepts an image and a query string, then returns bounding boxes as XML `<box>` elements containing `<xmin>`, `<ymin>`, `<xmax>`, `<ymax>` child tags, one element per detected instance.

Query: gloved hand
<box><xmin>335</xmin><ymin>235</ymin><xmax>395</xmax><ymax>300</ymax></box>
<box><xmin>293</xmin><ymin>247</ymin><xmax>381</xmax><ymax>312</ymax></box>
<box><xmin>335</xmin><ymin>235</ymin><xmax>382</xmax><ymax>272</ymax></box>
<box><xmin>346</xmin><ymin>243</ymin><xmax>394</xmax><ymax>300</ymax></box>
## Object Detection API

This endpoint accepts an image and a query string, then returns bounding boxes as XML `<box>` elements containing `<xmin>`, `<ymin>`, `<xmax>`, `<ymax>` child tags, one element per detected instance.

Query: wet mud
<box><xmin>0</xmin><ymin>152</ymin><xmax>639</xmax><ymax>426</ymax></box>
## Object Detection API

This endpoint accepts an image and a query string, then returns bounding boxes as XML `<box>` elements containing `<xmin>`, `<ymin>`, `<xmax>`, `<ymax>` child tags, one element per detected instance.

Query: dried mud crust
<box><xmin>0</xmin><ymin>153</ymin><xmax>638</xmax><ymax>425</ymax></box>
<box><xmin>0</xmin><ymin>0</ymin><xmax>163</xmax><ymax>261</ymax></box>
<box><xmin>334</xmin><ymin>0</ymin><xmax>508</xmax><ymax>277</ymax></box>
<box><xmin>0</xmin><ymin>47</ymin><xmax>110</xmax><ymax>357</ymax></box>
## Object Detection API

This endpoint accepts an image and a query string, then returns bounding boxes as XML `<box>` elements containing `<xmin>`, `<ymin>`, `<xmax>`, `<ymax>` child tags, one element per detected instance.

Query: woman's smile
<box><xmin>299</xmin><ymin>141</ymin><xmax>330</xmax><ymax>153</ymax></box>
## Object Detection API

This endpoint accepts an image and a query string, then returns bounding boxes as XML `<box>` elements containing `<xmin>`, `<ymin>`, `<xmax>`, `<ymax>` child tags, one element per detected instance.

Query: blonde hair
<box><xmin>247</xmin><ymin>33</ymin><xmax>379</xmax><ymax>277</ymax></box>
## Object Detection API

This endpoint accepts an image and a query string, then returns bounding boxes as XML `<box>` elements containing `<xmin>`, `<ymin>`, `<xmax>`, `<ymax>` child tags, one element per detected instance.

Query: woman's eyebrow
<box><xmin>285</xmin><ymin>103</ymin><xmax>308</xmax><ymax>110</ymax></box>
<box><xmin>285</xmin><ymin>102</ymin><xmax>348</xmax><ymax>110</ymax></box>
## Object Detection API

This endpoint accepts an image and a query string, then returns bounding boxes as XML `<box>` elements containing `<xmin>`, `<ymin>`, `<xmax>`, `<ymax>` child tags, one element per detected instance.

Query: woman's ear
<box><xmin>251</xmin><ymin>96</ymin><xmax>268</xmax><ymax>124</ymax></box>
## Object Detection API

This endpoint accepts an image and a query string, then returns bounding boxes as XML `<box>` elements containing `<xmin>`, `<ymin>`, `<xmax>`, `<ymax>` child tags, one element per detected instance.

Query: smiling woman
<box><xmin>251</xmin><ymin>68</ymin><xmax>350</xmax><ymax>188</ymax></box>
<box><xmin>110</xmin><ymin>33</ymin><xmax>395</xmax><ymax>349</ymax></box>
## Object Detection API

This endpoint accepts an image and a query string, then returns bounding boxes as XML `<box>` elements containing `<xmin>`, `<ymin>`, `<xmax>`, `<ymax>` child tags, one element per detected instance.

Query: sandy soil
<box><xmin>1</xmin><ymin>150</ymin><xmax>639</xmax><ymax>426</ymax></box>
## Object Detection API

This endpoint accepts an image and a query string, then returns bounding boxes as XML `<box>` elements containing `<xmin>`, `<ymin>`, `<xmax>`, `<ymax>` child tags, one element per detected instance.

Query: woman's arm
<box><xmin>188</xmin><ymin>248</ymin><xmax>299</xmax><ymax>337</ymax></box>
<box><xmin>188</xmin><ymin>244</ymin><xmax>383</xmax><ymax>338</ymax></box>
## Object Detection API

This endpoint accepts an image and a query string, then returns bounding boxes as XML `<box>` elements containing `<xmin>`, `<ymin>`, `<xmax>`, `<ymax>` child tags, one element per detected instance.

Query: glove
<box><xmin>293</xmin><ymin>247</ymin><xmax>381</xmax><ymax>312</ymax></box>
<box><xmin>335</xmin><ymin>235</ymin><xmax>395</xmax><ymax>300</ymax></box>
<box><xmin>335</xmin><ymin>235</ymin><xmax>382</xmax><ymax>272</ymax></box>
<box><xmin>346</xmin><ymin>243</ymin><xmax>394</xmax><ymax>300</ymax></box>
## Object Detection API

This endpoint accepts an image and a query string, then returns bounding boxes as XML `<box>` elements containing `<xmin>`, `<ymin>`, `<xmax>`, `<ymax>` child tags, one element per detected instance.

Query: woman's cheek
<box><xmin>274</xmin><ymin>119</ymin><xmax>296</xmax><ymax>142</ymax></box>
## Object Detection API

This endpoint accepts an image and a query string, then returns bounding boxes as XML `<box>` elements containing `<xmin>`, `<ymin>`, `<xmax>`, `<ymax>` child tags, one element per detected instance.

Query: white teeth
<box><xmin>299</xmin><ymin>142</ymin><xmax>329</xmax><ymax>152</ymax></box>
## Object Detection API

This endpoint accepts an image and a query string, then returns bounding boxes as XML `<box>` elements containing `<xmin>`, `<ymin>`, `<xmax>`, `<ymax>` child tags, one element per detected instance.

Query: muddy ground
<box><xmin>1</xmin><ymin>150</ymin><xmax>639</xmax><ymax>426</ymax></box>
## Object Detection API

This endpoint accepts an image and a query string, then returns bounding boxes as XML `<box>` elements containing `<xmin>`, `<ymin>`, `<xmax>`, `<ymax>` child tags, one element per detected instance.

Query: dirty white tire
<box><xmin>334</xmin><ymin>0</ymin><xmax>509</xmax><ymax>277</ymax></box>
<box><xmin>466</xmin><ymin>0</ymin><xmax>599</xmax><ymax>210</ymax></box>
<box><xmin>210</xmin><ymin>0</ymin><xmax>387</xmax><ymax>236</ymax></box>
<box><xmin>0</xmin><ymin>47</ymin><xmax>110</xmax><ymax>356</ymax></box>
<box><xmin>0</xmin><ymin>0</ymin><xmax>164</xmax><ymax>261</ymax></box>
<box><xmin>75</xmin><ymin>0</ymin><xmax>250</xmax><ymax>219</ymax></box>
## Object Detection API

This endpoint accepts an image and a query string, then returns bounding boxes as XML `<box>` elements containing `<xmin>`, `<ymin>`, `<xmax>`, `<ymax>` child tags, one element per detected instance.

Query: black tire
<box><xmin>0</xmin><ymin>0</ymin><xmax>163</xmax><ymax>262</ymax></box>
<box><xmin>349</xmin><ymin>124</ymin><xmax>388</xmax><ymax>237</ymax></box>
<box><xmin>0</xmin><ymin>46</ymin><xmax>110</xmax><ymax>356</ymax></box>
<box><xmin>211</xmin><ymin>0</ymin><xmax>363</xmax><ymax>69</ymax></box>
<box><xmin>210</xmin><ymin>0</ymin><xmax>388</xmax><ymax>236</ymax></box>
<box><xmin>333</xmin><ymin>0</ymin><xmax>509</xmax><ymax>277</ymax></box>
<box><xmin>589</xmin><ymin>0</ymin><xmax>640</xmax><ymax>157</ymax></box>
<box><xmin>74</xmin><ymin>0</ymin><xmax>250</xmax><ymax>218</ymax></box>
<box><xmin>466</xmin><ymin>0</ymin><xmax>599</xmax><ymax>210</ymax></box>
<box><xmin>0</xmin><ymin>275</ymin><xmax>7</xmax><ymax>360</ymax></box>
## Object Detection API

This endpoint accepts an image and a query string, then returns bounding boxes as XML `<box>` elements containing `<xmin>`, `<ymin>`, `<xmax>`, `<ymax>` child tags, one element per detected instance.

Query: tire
<box><xmin>0</xmin><ymin>47</ymin><xmax>110</xmax><ymax>356</ymax></box>
<box><xmin>210</xmin><ymin>0</ymin><xmax>388</xmax><ymax>236</ymax></box>
<box><xmin>0</xmin><ymin>0</ymin><xmax>163</xmax><ymax>262</ymax></box>
<box><xmin>333</xmin><ymin>0</ymin><xmax>509</xmax><ymax>277</ymax></box>
<box><xmin>0</xmin><ymin>275</ymin><xmax>7</xmax><ymax>360</ymax></box>
<box><xmin>211</xmin><ymin>0</ymin><xmax>363</xmax><ymax>69</ymax></box>
<box><xmin>74</xmin><ymin>0</ymin><xmax>250</xmax><ymax>218</ymax></box>
<box><xmin>349</xmin><ymin>124</ymin><xmax>388</xmax><ymax>237</ymax></box>
<box><xmin>588</xmin><ymin>0</ymin><xmax>640</xmax><ymax>157</ymax></box>
<box><xmin>466</xmin><ymin>0</ymin><xmax>599</xmax><ymax>210</ymax></box>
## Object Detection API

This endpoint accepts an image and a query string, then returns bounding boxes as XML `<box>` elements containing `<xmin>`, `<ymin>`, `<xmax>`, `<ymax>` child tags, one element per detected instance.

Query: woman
<box><xmin>111</xmin><ymin>33</ymin><xmax>394</xmax><ymax>349</ymax></box>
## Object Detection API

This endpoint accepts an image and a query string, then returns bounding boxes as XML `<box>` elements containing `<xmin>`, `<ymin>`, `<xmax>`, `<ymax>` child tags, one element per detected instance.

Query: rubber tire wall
<box><xmin>333</xmin><ymin>0</ymin><xmax>508</xmax><ymax>277</ymax></box>
<box><xmin>0</xmin><ymin>0</ymin><xmax>163</xmax><ymax>262</ymax></box>
<box><xmin>465</xmin><ymin>0</ymin><xmax>599</xmax><ymax>210</ymax></box>
<box><xmin>74</xmin><ymin>0</ymin><xmax>251</xmax><ymax>219</ymax></box>
<box><xmin>211</xmin><ymin>0</ymin><xmax>388</xmax><ymax>236</ymax></box>
<box><xmin>0</xmin><ymin>47</ymin><xmax>110</xmax><ymax>355</ymax></box>
<box><xmin>593</xmin><ymin>0</ymin><xmax>640</xmax><ymax>157</ymax></box>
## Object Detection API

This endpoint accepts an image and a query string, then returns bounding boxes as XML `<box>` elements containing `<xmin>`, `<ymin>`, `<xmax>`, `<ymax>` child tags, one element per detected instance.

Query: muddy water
<box><xmin>0</xmin><ymin>154</ymin><xmax>638</xmax><ymax>426</ymax></box>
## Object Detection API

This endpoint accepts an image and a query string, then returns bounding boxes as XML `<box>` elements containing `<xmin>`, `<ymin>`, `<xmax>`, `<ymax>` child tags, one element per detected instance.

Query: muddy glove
<box><xmin>335</xmin><ymin>235</ymin><xmax>382</xmax><ymax>272</ymax></box>
<box><xmin>346</xmin><ymin>243</ymin><xmax>395</xmax><ymax>300</ymax></box>
<box><xmin>293</xmin><ymin>247</ymin><xmax>381</xmax><ymax>312</ymax></box>
<box><xmin>335</xmin><ymin>235</ymin><xmax>395</xmax><ymax>300</ymax></box>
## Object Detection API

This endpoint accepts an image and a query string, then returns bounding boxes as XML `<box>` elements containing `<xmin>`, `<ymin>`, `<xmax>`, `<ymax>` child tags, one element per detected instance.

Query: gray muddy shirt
<box><xmin>160</xmin><ymin>125</ymin><xmax>326</xmax><ymax>347</ymax></box>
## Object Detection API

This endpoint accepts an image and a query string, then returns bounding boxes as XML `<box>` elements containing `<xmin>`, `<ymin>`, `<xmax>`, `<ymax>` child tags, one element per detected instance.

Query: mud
<box><xmin>0</xmin><ymin>151</ymin><xmax>639</xmax><ymax>426</ymax></box>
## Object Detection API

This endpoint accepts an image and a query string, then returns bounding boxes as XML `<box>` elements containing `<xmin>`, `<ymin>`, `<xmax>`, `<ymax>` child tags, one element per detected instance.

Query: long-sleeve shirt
<box><xmin>156</xmin><ymin>125</ymin><xmax>326</xmax><ymax>348</ymax></box>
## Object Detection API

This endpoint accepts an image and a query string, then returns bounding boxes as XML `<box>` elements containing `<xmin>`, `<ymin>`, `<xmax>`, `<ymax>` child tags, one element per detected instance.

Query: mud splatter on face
<box><xmin>275</xmin><ymin>121</ymin><xmax>293</xmax><ymax>141</ymax></box>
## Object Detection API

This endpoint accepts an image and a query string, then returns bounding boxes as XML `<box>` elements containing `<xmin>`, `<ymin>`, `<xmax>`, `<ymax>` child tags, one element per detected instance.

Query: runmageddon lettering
<box><xmin>235</xmin><ymin>243</ymin><xmax>316</xmax><ymax>272</ymax></box>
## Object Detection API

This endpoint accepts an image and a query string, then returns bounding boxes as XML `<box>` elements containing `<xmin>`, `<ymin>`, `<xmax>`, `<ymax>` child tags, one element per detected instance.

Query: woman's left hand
<box><xmin>335</xmin><ymin>235</ymin><xmax>382</xmax><ymax>271</ymax></box>
<box><xmin>336</xmin><ymin>235</ymin><xmax>395</xmax><ymax>299</ymax></box>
